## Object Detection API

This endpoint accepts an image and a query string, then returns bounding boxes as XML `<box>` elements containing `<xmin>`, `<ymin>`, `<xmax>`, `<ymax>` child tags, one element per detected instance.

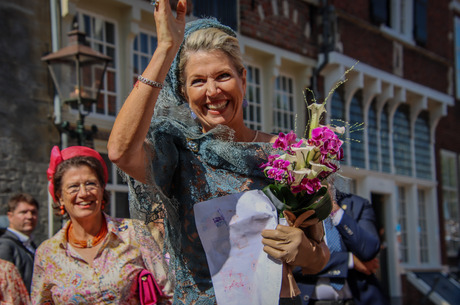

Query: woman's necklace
<box><xmin>67</xmin><ymin>217</ymin><xmax>108</xmax><ymax>248</ymax></box>
<box><xmin>251</xmin><ymin>130</ymin><xmax>259</xmax><ymax>142</ymax></box>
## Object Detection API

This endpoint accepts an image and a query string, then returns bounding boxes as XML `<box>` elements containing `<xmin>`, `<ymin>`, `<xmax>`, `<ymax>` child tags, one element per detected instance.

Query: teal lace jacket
<box><xmin>121</xmin><ymin>17</ymin><xmax>276</xmax><ymax>304</ymax></box>
<box><xmin>124</xmin><ymin>117</ymin><xmax>274</xmax><ymax>304</ymax></box>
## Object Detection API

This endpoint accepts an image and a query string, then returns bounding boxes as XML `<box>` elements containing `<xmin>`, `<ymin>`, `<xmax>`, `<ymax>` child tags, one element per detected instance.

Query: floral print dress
<box><xmin>31</xmin><ymin>214</ymin><xmax>171</xmax><ymax>305</ymax></box>
<box><xmin>0</xmin><ymin>258</ymin><xmax>30</xmax><ymax>305</ymax></box>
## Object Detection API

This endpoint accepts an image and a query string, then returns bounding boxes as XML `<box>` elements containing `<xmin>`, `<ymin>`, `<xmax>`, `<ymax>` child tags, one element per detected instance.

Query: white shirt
<box><xmin>7</xmin><ymin>227</ymin><xmax>35</xmax><ymax>254</ymax></box>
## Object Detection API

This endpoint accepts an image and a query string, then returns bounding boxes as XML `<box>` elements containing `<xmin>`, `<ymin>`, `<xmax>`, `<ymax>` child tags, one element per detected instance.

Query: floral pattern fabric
<box><xmin>0</xmin><ymin>258</ymin><xmax>30</xmax><ymax>305</ymax></box>
<box><xmin>31</xmin><ymin>214</ymin><xmax>172</xmax><ymax>305</ymax></box>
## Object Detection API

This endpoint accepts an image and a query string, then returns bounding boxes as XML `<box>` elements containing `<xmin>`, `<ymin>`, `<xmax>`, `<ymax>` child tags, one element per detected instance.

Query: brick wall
<box><xmin>331</xmin><ymin>0</ymin><xmax>372</xmax><ymax>23</ymax></box>
<box><xmin>334</xmin><ymin>1</ymin><xmax>451</xmax><ymax>95</ymax></box>
<box><xmin>338</xmin><ymin>17</ymin><xmax>394</xmax><ymax>74</ymax></box>
<box><xmin>403</xmin><ymin>47</ymin><xmax>450</xmax><ymax>93</ymax></box>
<box><xmin>240</xmin><ymin>0</ymin><xmax>318</xmax><ymax>56</ymax></box>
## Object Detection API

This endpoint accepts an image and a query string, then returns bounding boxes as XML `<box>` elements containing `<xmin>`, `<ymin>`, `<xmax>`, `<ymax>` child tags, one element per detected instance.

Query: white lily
<box><xmin>291</xmin><ymin>146</ymin><xmax>315</xmax><ymax>170</ymax></box>
<box><xmin>291</xmin><ymin>168</ymin><xmax>311</xmax><ymax>186</ymax></box>
<box><xmin>308</xmin><ymin>161</ymin><xmax>333</xmax><ymax>179</ymax></box>
<box><xmin>307</xmin><ymin>102</ymin><xmax>327</xmax><ymax>138</ymax></box>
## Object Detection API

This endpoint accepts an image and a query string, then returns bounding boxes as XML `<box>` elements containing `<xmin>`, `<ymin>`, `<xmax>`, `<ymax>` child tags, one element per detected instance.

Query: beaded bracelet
<box><xmin>137</xmin><ymin>75</ymin><xmax>163</xmax><ymax>89</ymax></box>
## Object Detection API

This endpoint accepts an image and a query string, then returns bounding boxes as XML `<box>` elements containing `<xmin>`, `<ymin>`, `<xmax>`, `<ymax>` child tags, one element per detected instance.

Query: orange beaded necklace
<box><xmin>67</xmin><ymin>216</ymin><xmax>108</xmax><ymax>248</ymax></box>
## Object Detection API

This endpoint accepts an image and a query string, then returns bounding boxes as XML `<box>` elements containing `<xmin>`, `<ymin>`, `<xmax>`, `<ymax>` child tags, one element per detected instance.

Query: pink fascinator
<box><xmin>47</xmin><ymin>146</ymin><xmax>109</xmax><ymax>201</ymax></box>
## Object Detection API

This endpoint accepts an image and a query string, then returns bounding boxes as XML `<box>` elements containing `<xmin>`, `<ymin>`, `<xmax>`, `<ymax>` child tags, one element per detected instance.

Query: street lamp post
<box><xmin>41</xmin><ymin>24</ymin><xmax>112</xmax><ymax>147</ymax></box>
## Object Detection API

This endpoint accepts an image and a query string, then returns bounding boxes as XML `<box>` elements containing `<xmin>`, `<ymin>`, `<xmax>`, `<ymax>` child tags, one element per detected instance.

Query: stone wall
<box><xmin>0</xmin><ymin>0</ymin><xmax>61</xmax><ymax>244</ymax></box>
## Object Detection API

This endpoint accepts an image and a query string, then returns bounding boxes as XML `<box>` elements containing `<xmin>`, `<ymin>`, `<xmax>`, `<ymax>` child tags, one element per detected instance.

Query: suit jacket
<box><xmin>0</xmin><ymin>230</ymin><xmax>35</xmax><ymax>293</ymax></box>
<box><xmin>294</xmin><ymin>192</ymin><xmax>389</xmax><ymax>305</ymax></box>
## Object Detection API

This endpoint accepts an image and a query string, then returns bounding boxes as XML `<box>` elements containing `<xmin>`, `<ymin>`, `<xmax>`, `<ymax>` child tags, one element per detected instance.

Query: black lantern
<box><xmin>42</xmin><ymin>25</ymin><xmax>112</xmax><ymax>146</ymax></box>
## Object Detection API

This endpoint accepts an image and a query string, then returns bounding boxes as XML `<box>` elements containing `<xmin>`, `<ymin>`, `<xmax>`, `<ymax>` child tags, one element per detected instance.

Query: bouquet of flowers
<box><xmin>260</xmin><ymin>94</ymin><xmax>345</xmax><ymax>222</ymax></box>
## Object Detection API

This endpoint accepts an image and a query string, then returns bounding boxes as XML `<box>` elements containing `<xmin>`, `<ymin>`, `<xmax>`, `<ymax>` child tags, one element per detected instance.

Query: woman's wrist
<box><xmin>330</xmin><ymin>207</ymin><xmax>340</xmax><ymax>218</ymax></box>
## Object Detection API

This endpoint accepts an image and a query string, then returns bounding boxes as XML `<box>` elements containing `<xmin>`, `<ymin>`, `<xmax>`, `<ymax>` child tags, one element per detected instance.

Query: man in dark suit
<box><xmin>0</xmin><ymin>193</ymin><xmax>39</xmax><ymax>293</ymax></box>
<box><xmin>294</xmin><ymin>190</ymin><xmax>389</xmax><ymax>305</ymax></box>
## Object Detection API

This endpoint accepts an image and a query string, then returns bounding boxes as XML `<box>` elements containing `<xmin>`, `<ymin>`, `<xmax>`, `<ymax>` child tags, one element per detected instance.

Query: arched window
<box><xmin>381</xmin><ymin>104</ymin><xmax>391</xmax><ymax>173</ymax></box>
<box><xmin>330</xmin><ymin>88</ymin><xmax>345</xmax><ymax>126</ymax></box>
<box><xmin>330</xmin><ymin>88</ymin><xmax>347</xmax><ymax>164</ymax></box>
<box><xmin>414</xmin><ymin>111</ymin><xmax>431</xmax><ymax>179</ymax></box>
<box><xmin>393</xmin><ymin>104</ymin><xmax>412</xmax><ymax>176</ymax></box>
<box><xmin>368</xmin><ymin>99</ymin><xmax>379</xmax><ymax>171</ymax></box>
<box><xmin>350</xmin><ymin>91</ymin><xmax>365</xmax><ymax>169</ymax></box>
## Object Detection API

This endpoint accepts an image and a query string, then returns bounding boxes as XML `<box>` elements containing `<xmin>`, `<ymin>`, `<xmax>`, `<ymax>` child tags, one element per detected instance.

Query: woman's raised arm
<box><xmin>108</xmin><ymin>0</ymin><xmax>187</xmax><ymax>183</ymax></box>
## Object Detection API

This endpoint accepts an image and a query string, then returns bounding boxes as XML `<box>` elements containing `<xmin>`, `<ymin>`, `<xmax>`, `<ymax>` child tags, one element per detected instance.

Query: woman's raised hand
<box><xmin>154</xmin><ymin>0</ymin><xmax>187</xmax><ymax>51</ymax></box>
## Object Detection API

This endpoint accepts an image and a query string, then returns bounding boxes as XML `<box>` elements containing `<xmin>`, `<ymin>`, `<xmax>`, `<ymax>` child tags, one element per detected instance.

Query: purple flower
<box><xmin>310</xmin><ymin>126</ymin><xmax>343</xmax><ymax>161</ymax></box>
<box><xmin>337</xmin><ymin>147</ymin><xmax>344</xmax><ymax>161</ymax></box>
<box><xmin>291</xmin><ymin>177</ymin><xmax>322</xmax><ymax>194</ymax></box>
<box><xmin>260</xmin><ymin>154</ymin><xmax>280</xmax><ymax>169</ymax></box>
<box><xmin>304</xmin><ymin>178</ymin><xmax>322</xmax><ymax>194</ymax></box>
<box><xmin>318</xmin><ymin>162</ymin><xmax>338</xmax><ymax>179</ymax></box>
<box><xmin>273</xmin><ymin>131</ymin><xmax>301</xmax><ymax>152</ymax></box>
<box><xmin>273</xmin><ymin>159</ymin><xmax>291</xmax><ymax>168</ymax></box>
<box><xmin>267</xmin><ymin>168</ymin><xmax>286</xmax><ymax>181</ymax></box>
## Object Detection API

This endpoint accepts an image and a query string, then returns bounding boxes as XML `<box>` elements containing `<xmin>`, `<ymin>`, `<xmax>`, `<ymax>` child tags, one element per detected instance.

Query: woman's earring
<box><xmin>60</xmin><ymin>205</ymin><xmax>65</xmax><ymax>215</ymax></box>
<box><xmin>242</xmin><ymin>99</ymin><xmax>248</xmax><ymax>108</ymax></box>
<box><xmin>101</xmin><ymin>200</ymin><xmax>106</xmax><ymax>211</ymax></box>
<box><xmin>190</xmin><ymin>110</ymin><xmax>197</xmax><ymax>119</ymax></box>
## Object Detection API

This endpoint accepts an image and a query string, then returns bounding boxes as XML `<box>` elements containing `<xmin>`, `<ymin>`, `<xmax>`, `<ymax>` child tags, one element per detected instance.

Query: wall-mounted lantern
<box><xmin>41</xmin><ymin>24</ymin><xmax>112</xmax><ymax>146</ymax></box>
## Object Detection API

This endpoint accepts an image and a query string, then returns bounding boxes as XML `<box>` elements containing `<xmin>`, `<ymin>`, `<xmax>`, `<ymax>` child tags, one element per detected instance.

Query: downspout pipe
<box><xmin>311</xmin><ymin>0</ymin><xmax>334</xmax><ymax>102</ymax></box>
<box><xmin>48</xmin><ymin>0</ymin><xmax>61</xmax><ymax>238</ymax></box>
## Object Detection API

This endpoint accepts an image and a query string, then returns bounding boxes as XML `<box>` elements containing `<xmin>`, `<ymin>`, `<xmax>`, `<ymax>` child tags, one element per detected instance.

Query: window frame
<box><xmin>76</xmin><ymin>10</ymin><xmax>118</xmax><ymax>118</ymax></box>
<box><xmin>454</xmin><ymin>17</ymin><xmax>460</xmax><ymax>99</ymax></box>
<box><xmin>100</xmin><ymin>152</ymin><xmax>130</xmax><ymax>218</ymax></box>
<box><xmin>243</xmin><ymin>64</ymin><xmax>264</xmax><ymax>131</ymax></box>
<box><xmin>132</xmin><ymin>30</ymin><xmax>158</xmax><ymax>85</ymax></box>
<box><xmin>414</xmin><ymin>111</ymin><xmax>431</xmax><ymax>180</ymax></box>
<box><xmin>192</xmin><ymin>0</ymin><xmax>238</xmax><ymax>30</ymax></box>
<box><xmin>393</xmin><ymin>104</ymin><xmax>412</xmax><ymax>176</ymax></box>
<box><xmin>440</xmin><ymin>150</ymin><xmax>460</xmax><ymax>257</ymax></box>
<box><xmin>272</xmin><ymin>73</ymin><xmax>297</xmax><ymax>134</ymax></box>
<box><xmin>417</xmin><ymin>189</ymin><xmax>429</xmax><ymax>263</ymax></box>
<box><xmin>349</xmin><ymin>90</ymin><xmax>365</xmax><ymax>169</ymax></box>
<box><xmin>397</xmin><ymin>185</ymin><xmax>409</xmax><ymax>263</ymax></box>
<box><xmin>379</xmin><ymin>0</ymin><xmax>416</xmax><ymax>45</ymax></box>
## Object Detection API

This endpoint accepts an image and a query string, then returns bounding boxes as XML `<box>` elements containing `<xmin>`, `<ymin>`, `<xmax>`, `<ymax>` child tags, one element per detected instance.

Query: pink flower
<box><xmin>259</xmin><ymin>154</ymin><xmax>280</xmax><ymax>169</ymax></box>
<box><xmin>267</xmin><ymin>168</ymin><xmax>286</xmax><ymax>181</ymax></box>
<box><xmin>318</xmin><ymin>162</ymin><xmax>338</xmax><ymax>179</ymax></box>
<box><xmin>309</xmin><ymin>126</ymin><xmax>343</xmax><ymax>161</ymax></box>
<box><xmin>291</xmin><ymin>177</ymin><xmax>322</xmax><ymax>194</ymax></box>
<box><xmin>273</xmin><ymin>131</ymin><xmax>300</xmax><ymax>152</ymax></box>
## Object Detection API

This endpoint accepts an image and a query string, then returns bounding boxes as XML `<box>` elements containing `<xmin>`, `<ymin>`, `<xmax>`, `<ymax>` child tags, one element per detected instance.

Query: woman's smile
<box><xmin>75</xmin><ymin>201</ymin><xmax>95</xmax><ymax>207</ymax></box>
<box><xmin>184</xmin><ymin>50</ymin><xmax>246</xmax><ymax>132</ymax></box>
<box><xmin>206</xmin><ymin>100</ymin><xmax>228</xmax><ymax>111</ymax></box>
<box><xmin>58</xmin><ymin>165</ymin><xmax>103</xmax><ymax>221</ymax></box>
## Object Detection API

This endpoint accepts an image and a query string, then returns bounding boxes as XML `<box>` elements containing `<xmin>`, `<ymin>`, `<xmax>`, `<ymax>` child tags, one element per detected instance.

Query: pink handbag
<box><xmin>138</xmin><ymin>269</ymin><xmax>165</xmax><ymax>305</ymax></box>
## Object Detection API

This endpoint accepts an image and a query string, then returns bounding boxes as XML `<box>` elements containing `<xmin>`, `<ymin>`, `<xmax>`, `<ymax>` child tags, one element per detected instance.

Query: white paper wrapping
<box><xmin>194</xmin><ymin>190</ymin><xmax>282</xmax><ymax>305</ymax></box>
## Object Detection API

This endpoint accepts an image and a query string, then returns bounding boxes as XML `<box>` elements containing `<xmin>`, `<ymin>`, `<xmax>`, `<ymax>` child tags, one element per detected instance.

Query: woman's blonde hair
<box><xmin>178</xmin><ymin>27</ymin><xmax>245</xmax><ymax>93</ymax></box>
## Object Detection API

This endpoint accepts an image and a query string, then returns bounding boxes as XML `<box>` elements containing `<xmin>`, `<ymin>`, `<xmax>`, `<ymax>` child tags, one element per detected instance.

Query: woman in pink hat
<box><xmin>31</xmin><ymin>146</ymin><xmax>173</xmax><ymax>304</ymax></box>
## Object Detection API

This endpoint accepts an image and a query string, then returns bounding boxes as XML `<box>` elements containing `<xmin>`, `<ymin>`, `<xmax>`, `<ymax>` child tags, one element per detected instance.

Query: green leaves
<box><xmin>262</xmin><ymin>184</ymin><xmax>332</xmax><ymax>221</ymax></box>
